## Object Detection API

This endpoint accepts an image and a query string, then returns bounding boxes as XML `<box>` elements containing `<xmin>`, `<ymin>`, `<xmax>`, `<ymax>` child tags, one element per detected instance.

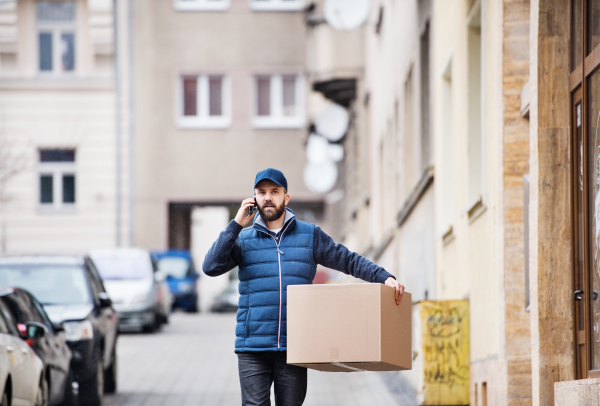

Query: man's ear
<box><xmin>284</xmin><ymin>193</ymin><xmax>290</xmax><ymax>206</ymax></box>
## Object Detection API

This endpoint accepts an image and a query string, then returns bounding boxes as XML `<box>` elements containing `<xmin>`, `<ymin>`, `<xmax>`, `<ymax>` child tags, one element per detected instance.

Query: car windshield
<box><xmin>92</xmin><ymin>256</ymin><xmax>152</xmax><ymax>280</ymax></box>
<box><xmin>0</xmin><ymin>264</ymin><xmax>91</xmax><ymax>306</ymax></box>
<box><xmin>156</xmin><ymin>257</ymin><xmax>190</xmax><ymax>279</ymax></box>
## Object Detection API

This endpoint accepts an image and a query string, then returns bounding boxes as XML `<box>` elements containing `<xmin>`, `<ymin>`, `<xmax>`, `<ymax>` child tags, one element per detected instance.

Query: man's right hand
<box><xmin>234</xmin><ymin>198</ymin><xmax>256</xmax><ymax>228</ymax></box>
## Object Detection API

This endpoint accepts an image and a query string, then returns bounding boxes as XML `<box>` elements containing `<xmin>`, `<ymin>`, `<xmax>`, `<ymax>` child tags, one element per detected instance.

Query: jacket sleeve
<box><xmin>313</xmin><ymin>226</ymin><xmax>395</xmax><ymax>284</ymax></box>
<box><xmin>202</xmin><ymin>220</ymin><xmax>243</xmax><ymax>277</ymax></box>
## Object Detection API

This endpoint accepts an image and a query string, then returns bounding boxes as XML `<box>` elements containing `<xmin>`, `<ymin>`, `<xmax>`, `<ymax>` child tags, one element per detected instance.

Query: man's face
<box><xmin>255</xmin><ymin>180</ymin><xmax>289</xmax><ymax>222</ymax></box>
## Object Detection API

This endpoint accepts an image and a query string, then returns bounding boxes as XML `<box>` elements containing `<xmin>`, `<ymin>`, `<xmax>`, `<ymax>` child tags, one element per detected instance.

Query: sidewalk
<box><xmin>104</xmin><ymin>313</ymin><xmax>416</xmax><ymax>406</ymax></box>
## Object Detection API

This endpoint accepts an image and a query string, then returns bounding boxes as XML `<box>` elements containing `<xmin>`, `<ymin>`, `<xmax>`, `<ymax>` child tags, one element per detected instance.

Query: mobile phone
<box><xmin>246</xmin><ymin>198</ymin><xmax>257</xmax><ymax>217</ymax></box>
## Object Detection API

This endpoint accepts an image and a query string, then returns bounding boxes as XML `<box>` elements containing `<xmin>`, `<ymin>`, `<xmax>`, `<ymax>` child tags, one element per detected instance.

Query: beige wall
<box><xmin>0</xmin><ymin>0</ymin><xmax>132</xmax><ymax>253</ymax></box>
<box><xmin>133</xmin><ymin>0</ymin><xmax>321</xmax><ymax>250</ymax></box>
<box><xmin>432</xmin><ymin>0</ymin><xmax>507</xmax><ymax>402</ymax></box>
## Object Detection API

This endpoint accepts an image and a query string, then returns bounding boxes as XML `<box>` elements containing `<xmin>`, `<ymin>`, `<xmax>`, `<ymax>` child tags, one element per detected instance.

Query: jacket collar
<box><xmin>253</xmin><ymin>208</ymin><xmax>295</xmax><ymax>235</ymax></box>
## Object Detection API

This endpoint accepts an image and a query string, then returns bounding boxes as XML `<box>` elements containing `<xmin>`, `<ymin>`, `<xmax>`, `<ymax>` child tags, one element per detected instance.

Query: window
<box><xmin>173</xmin><ymin>0</ymin><xmax>230</xmax><ymax>11</ymax></box>
<box><xmin>441</xmin><ymin>56</ymin><xmax>455</xmax><ymax>238</ymax></box>
<box><xmin>466</xmin><ymin>3</ymin><xmax>484</xmax><ymax>217</ymax></box>
<box><xmin>36</xmin><ymin>1</ymin><xmax>76</xmax><ymax>75</ymax></box>
<box><xmin>420</xmin><ymin>22</ymin><xmax>431</xmax><ymax>169</ymax></box>
<box><xmin>252</xmin><ymin>74</ymin><xmax>305</xmax><ymax>128</ymax></box>
<box><xmin>404</xmin><ymin>68</ymin><xmax>415</xmax><ymax>193</ymax></box>
<box><xmin>250</xmin><ymin>0</ymin><xmax>305</xmax><ymax>11</ymax></box>
<box><xmin>38</xmin><ymin>148</ymin><xmax>76</xmax><ymax>209</ymax></box>
<box><xmin>177</xmin><ymin>75</ymin><xmax>231</xmax><ymax>129</ymax></box>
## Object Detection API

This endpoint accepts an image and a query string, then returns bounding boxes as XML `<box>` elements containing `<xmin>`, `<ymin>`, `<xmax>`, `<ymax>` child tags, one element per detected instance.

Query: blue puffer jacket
<box><xmin>236</xmin><ymin>211</ymin><xmax>314</xmax><ymax>351</ymax></box>
<box><xmin>203</xmin><ymin>208</ymin><xmax>395</xmax><ymax>353</ymax></box>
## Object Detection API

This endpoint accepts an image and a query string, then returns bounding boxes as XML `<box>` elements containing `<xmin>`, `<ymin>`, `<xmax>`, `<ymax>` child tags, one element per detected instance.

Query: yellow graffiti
<box><xmin>421</xmin><ymin>300</ymin><xmax>470</xmax><ymax>405</ymax></box>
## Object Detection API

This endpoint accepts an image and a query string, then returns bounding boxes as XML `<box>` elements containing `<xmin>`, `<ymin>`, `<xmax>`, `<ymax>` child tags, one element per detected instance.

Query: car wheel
<box><xmin>62</xmin><ymin>369</ymin><xmax>77</xmax><ymax>406</ymax></box>
<box><xmin>79</xmin><ymin>356</ymin><xmax>103</xmax><ymax>406</ymax></box>
<box><xmin>103</xmin><ymin>345</ymin><xmax>117</xmax><ymax>394</ymax></box>
<box><xmin>187</xmin><ymin>301</ymin><xmax>199</xmax><ymax>313</ymax></box>
<box><xmin>142</xmin><ymin>313</ymin><xmax>159</xmax><ymax>333</ymax></box>
<box><xmin>35</xmin><ymin>375</ymin><xmax>48</xmax><ymax>406</ymax></box>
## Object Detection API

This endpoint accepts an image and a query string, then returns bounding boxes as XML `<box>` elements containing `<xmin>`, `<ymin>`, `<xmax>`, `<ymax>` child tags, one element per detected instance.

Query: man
<box><xmin>203</xmin><ymin>168</ymin><xmax>405</xmax><ymax>406</ymax></box>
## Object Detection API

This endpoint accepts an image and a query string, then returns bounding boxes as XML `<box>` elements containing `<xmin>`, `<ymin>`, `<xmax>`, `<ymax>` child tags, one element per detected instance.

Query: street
<box><xmin>104</xmin><ymin>312</ymin><xmax>416</xmax><ymax>406</ymax></box>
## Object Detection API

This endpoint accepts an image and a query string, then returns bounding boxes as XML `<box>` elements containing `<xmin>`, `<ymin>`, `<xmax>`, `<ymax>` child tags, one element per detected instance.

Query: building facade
<box><xmin>0</xmin><ymin>0</ymin><xmax>133</xmax><ymax>254</ymax></box>
<box><xmin>131</xmin><ymin>0</ymin><xmax>324</xmax><ymax>252</ymax></box>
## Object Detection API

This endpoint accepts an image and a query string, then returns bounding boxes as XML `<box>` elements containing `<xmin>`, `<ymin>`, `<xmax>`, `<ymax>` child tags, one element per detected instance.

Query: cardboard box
<box><xmin>287</xmin><ymin>283</ymin><xmax>412</xmax><ymax>372</ymax></box>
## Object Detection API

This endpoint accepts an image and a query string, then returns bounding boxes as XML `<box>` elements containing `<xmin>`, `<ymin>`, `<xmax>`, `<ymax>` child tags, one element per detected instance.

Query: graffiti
<box><xmin>420</xmin><ymin>300</ymin><xmax>469</xmax><ymax>405</ymax></box>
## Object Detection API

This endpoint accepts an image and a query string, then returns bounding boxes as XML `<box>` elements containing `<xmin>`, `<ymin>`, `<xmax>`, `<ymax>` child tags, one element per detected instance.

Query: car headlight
<box><xmin>132</xmin><ymin>293</ymin><xmax>153</xmax><ymax>307</ymax></box>
<box><xmin>63</xmin><ymin>320</ymin><xmax>94</xmax><ymax>341</ymax></box>
<box><xmin>178</xmin><ymin>281</ymin><xmax>193</xmax><ymax>293</ymax></box>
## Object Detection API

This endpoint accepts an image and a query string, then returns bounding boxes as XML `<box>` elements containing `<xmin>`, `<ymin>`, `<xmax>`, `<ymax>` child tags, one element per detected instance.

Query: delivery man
<box><xmin>203</xmin><ymin>168</ymin><xmax>405</xmax><ymax>406</ymax></box>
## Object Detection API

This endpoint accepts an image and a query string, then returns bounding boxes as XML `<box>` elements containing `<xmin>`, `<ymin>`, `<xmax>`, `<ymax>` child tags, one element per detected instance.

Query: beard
<box><xmin>258</xmin><ymin>200</ymin><xmax>286</xmax><ymax>222</ymax></box>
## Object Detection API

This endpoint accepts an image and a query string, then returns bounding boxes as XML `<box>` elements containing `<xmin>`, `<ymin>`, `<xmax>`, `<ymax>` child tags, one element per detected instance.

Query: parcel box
<box><xmin>287</xmin><ymin>283</ymin><xmax>412</xmax><ymax>372</ymax></box>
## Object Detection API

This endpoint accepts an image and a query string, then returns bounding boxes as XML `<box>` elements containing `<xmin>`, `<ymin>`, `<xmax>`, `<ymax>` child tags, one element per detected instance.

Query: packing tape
<box><xmin>331</xmin><ymin>360</ymin><xmax>367</xmax><ymax>372</ymax></box>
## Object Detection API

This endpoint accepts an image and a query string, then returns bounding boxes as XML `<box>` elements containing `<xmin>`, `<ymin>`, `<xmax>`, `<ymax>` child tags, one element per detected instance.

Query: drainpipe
<box><xmin>127</xmin><ymin>0</ymin><xmax>135</xmax><ymax>246</ymax></box>
<box><xmin>113</xmin><ymin>0</ymin><xmax>121</xmax><ymax>247</ymax></box>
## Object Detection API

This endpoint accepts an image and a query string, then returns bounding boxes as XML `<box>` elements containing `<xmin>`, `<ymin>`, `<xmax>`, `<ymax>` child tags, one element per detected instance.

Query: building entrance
<box><xmin>571</xmin><ymin>0</ymin><xmax>600</xmax><ymax>379</ymax></box>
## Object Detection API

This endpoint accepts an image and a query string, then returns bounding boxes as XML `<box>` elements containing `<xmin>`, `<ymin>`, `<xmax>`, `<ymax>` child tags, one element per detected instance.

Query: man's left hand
<box><xmin>385</xmin><ymin>277</ymin><xmax>405</xmax><ymax>305</ymax></box>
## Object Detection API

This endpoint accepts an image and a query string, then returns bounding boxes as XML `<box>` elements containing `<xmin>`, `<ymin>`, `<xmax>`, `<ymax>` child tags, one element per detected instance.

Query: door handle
<box><xmin>20</xmin><ymin>347</ymin><xmax>28</xmax><ymax>354</ymax></box>
<box><xmin>575</xmin><ymin>290</ymin><xmax>584</xmax><ymax>301</ymax></box>
<box><xmin>6</xmin><ymin>346</ymin><xmax>13</xmax><ymax>353</ymax></box>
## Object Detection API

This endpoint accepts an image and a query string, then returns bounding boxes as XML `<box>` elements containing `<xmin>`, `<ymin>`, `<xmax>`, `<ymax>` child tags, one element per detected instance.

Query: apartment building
<box><xmin>131</xmin><ymin>0</ymin><xmax>323</xmax><ymax>251</ymax></box>
<box><xmin>0</xmin><ymin>0</ymin><xmax>133</xmax><ymax>253</ymax></box>
<box><xmin>314</xmin><ymin>0</ymin><xmax>530</xmax><ymax>403</ymax></box>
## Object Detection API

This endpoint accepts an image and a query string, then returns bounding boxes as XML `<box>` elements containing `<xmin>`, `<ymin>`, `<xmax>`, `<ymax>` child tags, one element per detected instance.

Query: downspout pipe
<box><xmin>128</xmin><ymin>0</ymin><xmax>135</xmax><ymax>246</ymax></box>
<box><xmin>113</xmin><ymin>0</ymin><xmax>122</xmax><ymax>247</ymax></box>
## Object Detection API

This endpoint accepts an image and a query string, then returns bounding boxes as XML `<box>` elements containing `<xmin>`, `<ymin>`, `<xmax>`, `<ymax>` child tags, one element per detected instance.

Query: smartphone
<box><xmin>246</xmin><ymin>198</ymin><xmax>257</xmax><ymax>217</ymax></box>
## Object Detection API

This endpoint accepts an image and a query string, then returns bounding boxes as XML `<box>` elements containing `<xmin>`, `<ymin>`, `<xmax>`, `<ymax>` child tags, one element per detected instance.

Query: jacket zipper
<box><xmin>255</xmin><ymin>219</ymin><xmax>295</xmax><ymax>348</ymax></box>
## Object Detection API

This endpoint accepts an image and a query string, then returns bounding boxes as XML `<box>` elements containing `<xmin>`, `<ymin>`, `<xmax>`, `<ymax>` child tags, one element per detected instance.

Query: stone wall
<box><xmin>502</xmin><ymin>0</ymin><xmax>532</xmax><ymax>404</ymax></box>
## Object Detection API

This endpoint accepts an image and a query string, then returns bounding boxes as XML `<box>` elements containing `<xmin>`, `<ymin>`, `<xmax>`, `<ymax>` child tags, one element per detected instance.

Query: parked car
<box><xmin>0</xmin><ymin>256</ymin><xmax>119</xmax><ymax>406</ymax></box>
<box><xmin>0</xmin><ymin>287</ymin><xmax>72</xmax><ymax>405</ymax></box>
<box><xmin>152</xmin><ymin>250</ymin><xmax>200</xmax><ymax>312</ymax></box>
<box><xmin>210</xmin><ymin>279</ymin><xmax>239</xmax><ymax>313</ymax></box>
<box><xmin>0</xmin><ymin>290</ymin><xmax>45</xmax><ymax>406</ymax></box>
<box><xmin>90</xmin><ymin>248</ymin><xmax>172</xmax><ymax>332</ymax></box>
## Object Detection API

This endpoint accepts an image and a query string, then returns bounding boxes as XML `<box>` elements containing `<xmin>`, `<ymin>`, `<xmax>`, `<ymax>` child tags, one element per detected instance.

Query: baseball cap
<box><xmin>254</xmin><ymin>168</ymin><xmax>288</xmax><ymax>190</ymax></box>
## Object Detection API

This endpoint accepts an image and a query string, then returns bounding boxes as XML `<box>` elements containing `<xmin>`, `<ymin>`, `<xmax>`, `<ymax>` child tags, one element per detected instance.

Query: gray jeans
<box><xmin>237</xmin><ymin>351</ymin><xmax>307</xmax><ymax>406</ymax></box>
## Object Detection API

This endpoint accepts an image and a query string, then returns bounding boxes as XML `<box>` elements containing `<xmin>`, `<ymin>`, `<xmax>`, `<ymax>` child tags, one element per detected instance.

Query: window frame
<box><xmin>249</xmin><ymin>0</ymin><xmax>305</xmax><ymax>12</ymax></box>
<box><xmin>173</xmin><ymin>0</ymin><xmax>230</xmax><ymax>11</ymax></box>
<box><xmin>251</xmin><ymin>74</ymin><xmax>305</xmax><ymax>129</ymax></box>
<box><xmin>38</xmin><ymin>157</ymin><xmax>76</xmax><ymax>211</ymax></box>
<box><xmin>36</xmin><ymin>5</ymin><xmax>77</xmax><ymax>76</ymax></box>
<box><xmin>176</xmin><ymin>74</ymin><xmax>232</xmax><ymax>129</ymax></box>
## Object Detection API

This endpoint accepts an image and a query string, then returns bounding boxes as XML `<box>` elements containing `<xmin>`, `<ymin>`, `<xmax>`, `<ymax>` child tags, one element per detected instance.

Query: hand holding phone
<box><xmin>246</xmin><ymin>198</ymin><xmax>257</xmax><ymax>217</ymax></box>
<box><xmin>235</xmin><ymin>197</ymin><xmax>257</xmax><ymax>227</ymax></box>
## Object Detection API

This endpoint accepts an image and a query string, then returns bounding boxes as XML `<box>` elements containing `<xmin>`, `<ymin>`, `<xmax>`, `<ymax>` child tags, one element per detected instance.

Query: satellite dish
<box><xmin>328</xmin><ymin>144</ymin><xmax>344</xmax><ymax>162</ymax></box>
<box><xmin>306</xmin><ymin>134</ymin><xmax>330</xmax><ymax>165</ymax></box>
<box><xmin>304</xmin><ymin>161</ymin><xmax>338</xmax><ymax>194</ymax></box>
<box><xmin>324</xmin><ymin>0</ymin><xmax>371</xmax><ymax>31</ymax></box>
<box><xmin>315</xmin><ymin>104</ymin><xmax>349</xmax><ymax>143</ymax></box>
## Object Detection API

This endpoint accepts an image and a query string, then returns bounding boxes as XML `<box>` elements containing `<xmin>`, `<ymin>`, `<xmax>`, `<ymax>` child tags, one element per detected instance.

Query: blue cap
<box><xmin>254</xmin><ymin>168</ymin><xmax>288</xmax><ymax>190</ymax></box>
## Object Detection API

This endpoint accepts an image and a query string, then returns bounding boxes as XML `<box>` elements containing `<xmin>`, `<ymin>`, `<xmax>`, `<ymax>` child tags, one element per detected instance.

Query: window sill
<box><xmin>177</xmin><ymin>117</ymin><xmax>232</xmax><ymax>129</ymax></box>
<box><xmin>250</xmin><ymin>2</ymin><xmax>305</xmax><ymax>12</ymax></box>
<box><xmin>0</xmin><ymin>77</ymin><xmax>113</xmax><ymax>90</ymax></box>
<box><xmin>38</xmin><ymin>205</ymin><xmax>77</xmax><ymax>214</ymax></box>
<box><xmin>440</xmin><ymin>224</ymin><xmax>455</xmax><ymax>246</ymax></box>
<box><xmin>462</xmin><ymin>196</ymin><xmax>486</xmax><ymax>224</ymax></box>
<box><xmin>251</xmin><ymin>117</ymin><xmax>305</xmax><ymax>129</ymax></box>
<box><xmin>173</xmin><ymin>0</ymin><xmax>230</xmax><ymax>11</ymax></box>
